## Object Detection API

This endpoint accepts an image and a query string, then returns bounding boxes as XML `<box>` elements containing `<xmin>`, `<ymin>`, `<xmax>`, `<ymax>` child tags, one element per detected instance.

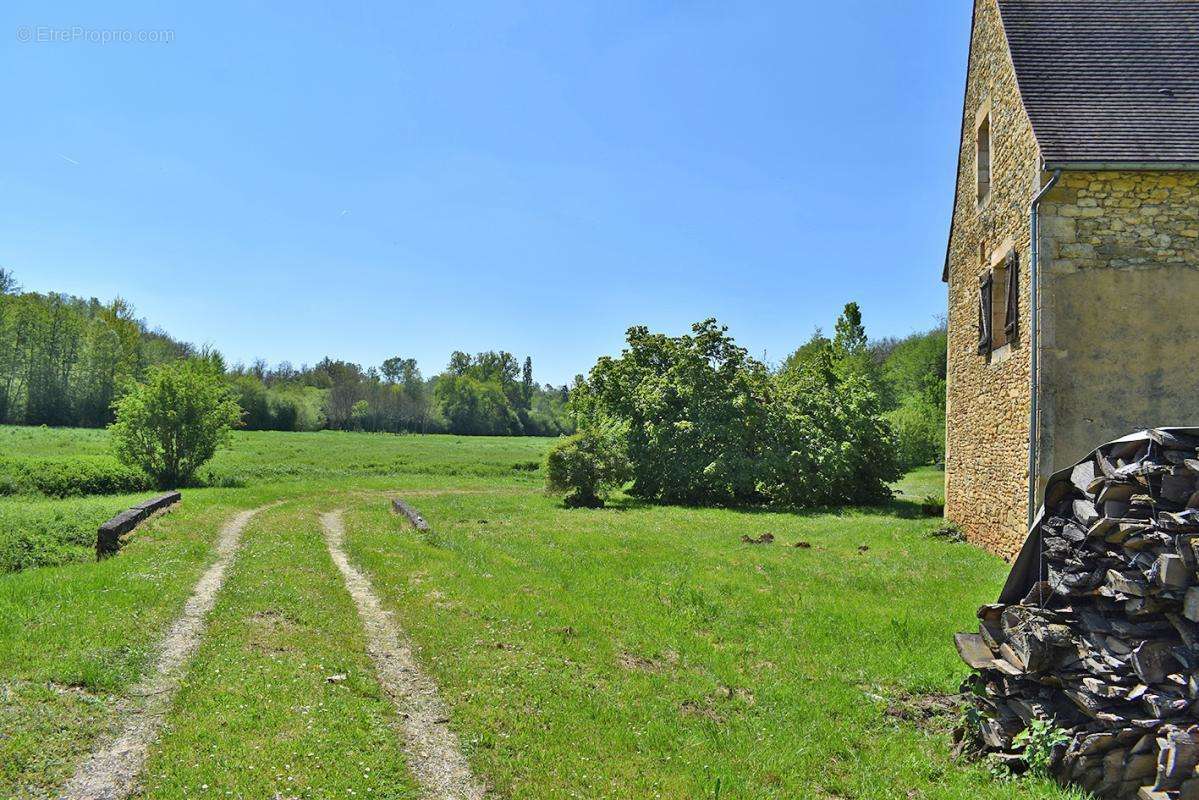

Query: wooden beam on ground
<box><xmin>96</xmin><ymin>491</ymin><xmax>182</xmax><ymax>559</ymax></box>
<box><xmin>390</xmin><ymin>498</ymin><xmax>430</xmax><ymax>532</ymax></box>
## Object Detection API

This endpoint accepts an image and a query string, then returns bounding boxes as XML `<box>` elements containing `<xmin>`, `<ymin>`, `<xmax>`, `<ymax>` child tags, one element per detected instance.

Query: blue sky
<box><xmin>2</xmin><ymin>2</ymin><xmax>970</xmax><ymax>385</ymax></box>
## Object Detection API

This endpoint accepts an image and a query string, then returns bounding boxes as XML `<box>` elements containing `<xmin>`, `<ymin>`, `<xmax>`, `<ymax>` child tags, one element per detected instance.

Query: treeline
<box><xmin>225</xmin><ymin>352</ymin><xmax>572</xmax><ymax>436</ymax></box>
<box><xmin>0</xmin><ymin>271</ymin><xmax>192</xmax><ymax>427</ymax></box>
<box><xmin>0</xmin><ymin>270</ymin><xmax>572</xmax><ymax>437</ymax></box>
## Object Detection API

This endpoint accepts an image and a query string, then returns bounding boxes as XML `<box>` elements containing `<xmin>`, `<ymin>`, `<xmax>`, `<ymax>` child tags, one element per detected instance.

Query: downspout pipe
<box><xmin>1026</xmin><ymin>168</ymin><xmax>1062</xmax><ymax>529</ymax></box>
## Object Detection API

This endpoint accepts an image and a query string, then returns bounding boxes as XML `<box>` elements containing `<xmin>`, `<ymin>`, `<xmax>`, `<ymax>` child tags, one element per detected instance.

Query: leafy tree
<box><xmin>521</xmin><ymin>356</ymin><xmax>534</xmax><ymax>406</ymax></box>
<box><xmin>574</xmin><ymin>319</ymin><xmax>899</xmax><ymax>507</ymax></box>
<box><xmin>833</xmin><ymin>302</ymin><xmax>867</xmax><ymax>356</ymax></box>
<box><xmin>779</xmin><ymin>327</ymin><xmax>831</xmax><ymax>375</ymax></box>
<box><xmin>434</xmin><ymin>373</ymin><xmax>522</xmax><ymax>435</ymax></box>
<box><xmin>544</xmin><ymin>425</ymin><xmax>630</xmax><ymax>508</ymax></box>
<box><xmin>575</xmin><ymin>319</ymin><xmax>772</xmax><ymax>504</ymax></box>
<box><xmin>765</xmin><ymin>347</ymin><xmax>900</xmax><ymax>505</ymax></box>
<box><xmin>381</xmin><ymin>356</ymin><xmax>420</xmax><ymax>386</ymax></box>
<box><xmin>350</xmin><ymin>399</ymin><xmax>370</xmax><ymax>429</ymax></box>
<box><xmin>109</xmin><ymin>359</ymin><xmax>242</xmax><ymax>487</ymax></box>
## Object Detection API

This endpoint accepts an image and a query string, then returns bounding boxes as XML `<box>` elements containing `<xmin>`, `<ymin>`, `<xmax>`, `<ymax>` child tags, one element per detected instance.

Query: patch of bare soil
<box><xmin>883</xmin><ymin>690</ymin><xmax>963</xmax><ymax>734</ymax></box>
<box><xmin>679</xmin><ymin>685</ymin><xmax>756</xmax><ymax>724</ymax></box>
<box><xmin>320</xmin><ymin>510</ymin><xmax>484</xmax><ymax>800</ymax></box>
<box><xmin>58</xmin><ymin>506</ymin><xmax>265</xmax><ymax>800</ymax></box>
<box><xmin>617</xmin><ymin>649</ymin><xmax>679</xmax><ymax>673</ymax></box>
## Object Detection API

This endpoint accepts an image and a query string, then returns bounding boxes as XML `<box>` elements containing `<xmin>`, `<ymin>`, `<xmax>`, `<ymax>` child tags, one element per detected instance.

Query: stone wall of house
<box><xmin>1037</xmin><ymin>171</ymin><xmax>1199</xmax><ymax>486</ymax></box>
<box><xmin>944</xmin><ymin>0</ymin><xmax>1042</xmax><ymax>559</ymax></box>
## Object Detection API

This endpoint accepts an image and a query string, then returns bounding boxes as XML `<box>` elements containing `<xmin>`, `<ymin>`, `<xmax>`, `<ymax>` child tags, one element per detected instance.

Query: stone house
<box><xmin>943</xmin><ymin>0</ymin><xmax>1199</xmax><ymax>558</ymax></box>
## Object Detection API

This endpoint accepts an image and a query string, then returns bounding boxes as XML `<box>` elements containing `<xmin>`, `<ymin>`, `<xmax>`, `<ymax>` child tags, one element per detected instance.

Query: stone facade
<box><xmin>944</xmin><ymin>2</ymin><xmax>1199</xmax><ymax>560</ymax></box>
<box><xmin>944</xmin><ymin>0</ymin><xmax>1042</xmax><ymax>559</ymax></box>
<box><xmin>1036</xmin><ymin>171</ymin><xmax>1199</xmax><ymax>486</ymax></box>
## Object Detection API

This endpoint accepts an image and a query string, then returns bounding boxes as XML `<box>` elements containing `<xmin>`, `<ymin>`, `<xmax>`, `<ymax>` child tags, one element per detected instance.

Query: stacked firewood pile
<box><xmin>957</xmin><ymin>429</ymin><xmax>1199</xmax><ymax>799</ymax></box>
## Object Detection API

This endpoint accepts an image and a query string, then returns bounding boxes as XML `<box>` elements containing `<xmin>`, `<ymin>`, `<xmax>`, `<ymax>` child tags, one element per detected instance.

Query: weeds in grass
<box><xmin>0</xmin><ymin>456</ymin><xmax>150</xmax><ymax>498</ymax></box>
<box><xmin>929</xmin><ymin>523</ymin><xmax>966</xmax><ymax>543</ymax></box>
<box><xmin>921</xmin><ymin>493</ymin><xmax>946</xmax><ymax>516</ymax></box>
<box><xmin>1014</xmin><ymin>719</ymin><xmax>1069</xmax><ymax>776</ymax></box>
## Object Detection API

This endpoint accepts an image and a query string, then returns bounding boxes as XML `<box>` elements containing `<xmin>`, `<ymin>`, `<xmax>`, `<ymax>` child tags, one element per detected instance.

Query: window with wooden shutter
<box><xmin>1003</xmin><ymin>251</ymin><xmax>1019</xmax><ymax>340</ymax></box>
<box><xmin>977</xmin><ymin>271</ymin><xmax>992</xmax><ymax>355</ymax></box>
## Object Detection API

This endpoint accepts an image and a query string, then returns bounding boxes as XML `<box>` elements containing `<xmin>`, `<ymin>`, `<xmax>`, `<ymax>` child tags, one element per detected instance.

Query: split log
<box><xmin>956</xmin><ymin>429</ymin><xmax>1199</xmax><ymax>799</ymax></box>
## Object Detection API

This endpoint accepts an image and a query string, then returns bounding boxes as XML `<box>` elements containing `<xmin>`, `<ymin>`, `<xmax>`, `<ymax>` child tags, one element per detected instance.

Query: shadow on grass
<box><xmin>598</xmin><ymin>491</ymin><xmax>944</xmax><ymax>522</ymax></box>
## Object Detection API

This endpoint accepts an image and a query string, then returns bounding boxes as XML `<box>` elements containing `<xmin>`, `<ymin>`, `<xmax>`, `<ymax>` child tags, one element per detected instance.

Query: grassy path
<box><xmin>61</xmin><ymin>506</ymin><xmax>265</xmax><ymax>800</ymax></box>
<box><xmin>1</xmin><ymin>484</ymin><xmax>1085</xmax><ymax>800</ymax></box>
<box><xmin>0</xmin><ymin>489</ymin><xmax>277</xmax><ymax>797</ymax></box>
<box><xmin>321</xmin><ymin>510</ymin><xmax>483</xmax><ymax>800</ymax></box>
<box><xmin>132</xmin><ymin>500</ymin><xmax>422</xmax><ymax>799</ymax></box>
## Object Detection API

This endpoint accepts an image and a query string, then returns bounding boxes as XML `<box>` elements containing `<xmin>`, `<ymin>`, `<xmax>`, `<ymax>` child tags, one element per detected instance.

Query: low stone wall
<box><xmin>96</xmin><ymin>491</ymin><xmax>181</xmax><ymax>558</ymax></box>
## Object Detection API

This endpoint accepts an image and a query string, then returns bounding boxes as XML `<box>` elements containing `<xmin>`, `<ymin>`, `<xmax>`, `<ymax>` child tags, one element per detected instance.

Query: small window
<box><xmin>976</xmin><ymin>113</ymin><xmax>991</xmax><ymax>205</ymax></box>
<box><xmin>976</xmin><ymin>249</ymin><xmax>1019</xmax><ymax>360</ymax></box>
<box><xmin>990</xmin><ymin>256</ymin><xmax>1008</xmax><ymax>350</ymax></box>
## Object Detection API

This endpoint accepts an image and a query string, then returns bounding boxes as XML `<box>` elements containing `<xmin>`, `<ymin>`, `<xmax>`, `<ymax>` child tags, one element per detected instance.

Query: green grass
<box><xmin>0</xmin><ymin>488</ymin><xmax>275</xmax><ymax>793</ymax></box>
<box><xmin>891</xmin><ymin>465</ymin><xmax>945</xmax><ymax>502</ymax></box>
<box><xmin>138</xmin><ymin>501</ymin><xmax>420</xmax><ymax>799</ymax></box>
<box><xmin>0</xmin><ymin>425</ymin><xmax>553</xmax><ymax>573</ymax></box>
<box><xmin>0</xmin><ymin>427</ymin><xmax>1075</xmax><ymax>799</ymax></box>
<box><xmin>0</xmin><ymin>426</ymin><xmax>553</xmax><ymax>485</ymax></box>
<box><xmin>0</xmin><ymin>493</ymin><xmax>139</xmax><ymax>573</ymax></box>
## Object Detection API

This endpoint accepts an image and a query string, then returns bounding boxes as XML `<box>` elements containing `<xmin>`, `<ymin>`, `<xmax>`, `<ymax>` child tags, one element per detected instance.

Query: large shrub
<box><xmin>543</xmin><ymin>426</ymin><xmax>630</xmax><ymax>508</ymax></box>
<box><xmin>573</xmin><ymin>319</ymin><xmax>899</xmax><ymax>507</ymax></box>
<box><xmin>109</xmin><ymin>359</ymin><xmax>242</xmax><ymax>487</ymax></box>
<box><xmin>575</xmin><ymin>320</ymin><xmax>773</xmax><ymax>505</ymax></box>
<box><xmin>762</xmin><ymin>350</ymin><xmax>900</xmax><ymax>505</ymax></box>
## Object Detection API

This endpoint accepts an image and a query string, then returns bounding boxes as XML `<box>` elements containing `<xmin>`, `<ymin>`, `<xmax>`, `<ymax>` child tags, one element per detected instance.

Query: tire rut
<box><xmin>58</xmin><ymin>505</ymin><xmax>267</xmax><ymax>800</ymax></box>
<box><xmin>320</xmin><ymin>509</ymin><xmax>484</xmax><ymax>800</ymax></box>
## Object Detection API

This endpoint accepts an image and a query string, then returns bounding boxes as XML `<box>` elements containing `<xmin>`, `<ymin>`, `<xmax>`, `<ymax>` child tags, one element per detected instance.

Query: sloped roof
<box><xmin>998</xmin><ymin>0</ymin><xmax>1199</xmax><ymax>165</ymax></box>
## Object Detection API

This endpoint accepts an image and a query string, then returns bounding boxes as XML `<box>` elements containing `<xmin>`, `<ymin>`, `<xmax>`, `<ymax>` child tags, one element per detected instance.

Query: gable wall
<box><xmin>1036</xmin><ymin>171</ymin><xmax>1199</xmax><ymax>485</ymax></box>
<box><xmin>944</xmin><ymin>0</ymin><xmax>1042</xmax><ymax>558</ymax></box>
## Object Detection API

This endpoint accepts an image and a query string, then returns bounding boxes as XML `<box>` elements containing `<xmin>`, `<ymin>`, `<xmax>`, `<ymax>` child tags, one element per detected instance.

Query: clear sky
<box><xmin>2</xmin><ymin>2</ymin><xmax>971</xmax><ymax>385</ymax></box>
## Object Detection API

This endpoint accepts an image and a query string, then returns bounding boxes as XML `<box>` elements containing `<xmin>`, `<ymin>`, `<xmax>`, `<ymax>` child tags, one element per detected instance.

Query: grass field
<box><xmin>0</xmin><ymin>426</ymin><xmax>1078</xmax><ymax>799</ymax></box>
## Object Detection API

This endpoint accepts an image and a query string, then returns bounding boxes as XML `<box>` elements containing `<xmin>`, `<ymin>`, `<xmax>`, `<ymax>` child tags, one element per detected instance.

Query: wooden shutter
<box><xmin>1004</xmin><ymin>251</ymin><xmax>1019</xmax><ymax>339</ymax></box>
<box><xmin>977</xmin><ymin>271</ymin><xmax>993</xmax><ymax>355</ymax></box>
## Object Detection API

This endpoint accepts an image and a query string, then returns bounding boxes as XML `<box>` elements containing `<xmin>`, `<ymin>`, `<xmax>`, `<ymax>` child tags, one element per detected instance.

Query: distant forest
<box><xmin>0</xmin><ymin>269</ymin><xmax>944</xmax><ymax>461</ymax></box>
<box><xmin>0</xmin><ymin>269</ymin><xmax>574</xmax><ymax>436</ymax></box>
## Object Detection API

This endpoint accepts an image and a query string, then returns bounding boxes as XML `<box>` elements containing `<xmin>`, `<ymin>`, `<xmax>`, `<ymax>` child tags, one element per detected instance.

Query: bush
<box><xmin>573</xmin><ymin>320</ymin><xmax>899</xmax><ymax>508</ymax></box>
<box><xmin>109</xmin><ymin>359</ymin><xmax>243</xmax><ymax>487</ymax></box>
<box><xmin>544</xmin><ymin>427</ymin><xmax>630</xmax><ymax>508</ymax></box>
<box><xmin>575</xmin><ymin>320</ymin><xmax>773</xmax><ymax>505</ymax></box>
<box><xmin>0</xmin><ymin>456</ymin><xmax>150</xmax><ymax>497</ymax></box>
<box><xmin>760</xmin><ymin>354</ymin><xmax>900</xmax><ymax>506</ymax></box>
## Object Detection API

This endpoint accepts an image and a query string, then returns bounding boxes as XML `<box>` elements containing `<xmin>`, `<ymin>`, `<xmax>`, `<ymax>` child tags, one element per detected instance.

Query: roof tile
<box><xmin>997</xmin><ymin>0</ymin><xmax>1199</xmax><ymax>164</ymax></box>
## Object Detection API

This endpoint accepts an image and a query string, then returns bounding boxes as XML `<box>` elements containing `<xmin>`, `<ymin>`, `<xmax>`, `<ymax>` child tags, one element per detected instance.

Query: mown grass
<box><xmin>0</xmin><ymin>426</ymin><xmax>1077</xmax><ymax>799</ymax></box>
<box><xmin>339</xmin><ymin>489</ymin><xmax>1073</xmax><ymax>799</ymax></box>
<box><xmin>890</xmin><ymin>465</ymin><xmax>945</xmax><ymax>503</ymax></box>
